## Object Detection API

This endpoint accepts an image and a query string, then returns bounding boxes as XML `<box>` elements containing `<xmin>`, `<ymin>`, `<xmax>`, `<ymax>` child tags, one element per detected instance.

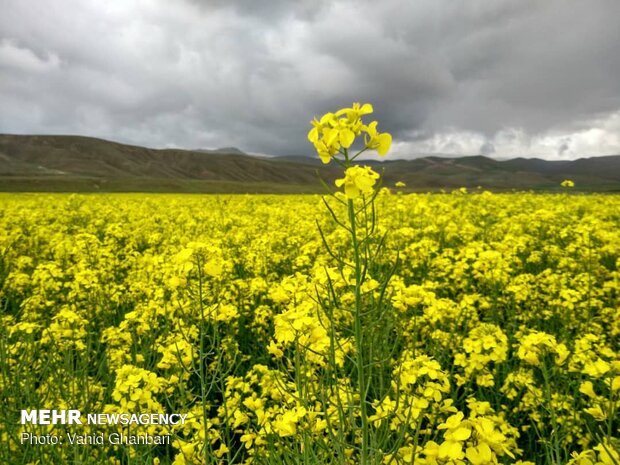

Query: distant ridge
<box><xmin>1</xmin><ymin>134</ymin><xmax>619</xmax><ymax>192</ymax></box>
<box><xmin>196</xmin><ymin>147</ymin><xmax>247</xmax><ymax>155</ymax></box>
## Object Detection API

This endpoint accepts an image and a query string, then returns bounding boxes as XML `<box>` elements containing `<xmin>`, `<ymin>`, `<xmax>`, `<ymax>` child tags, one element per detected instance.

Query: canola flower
<box><xmin>309</xmin><ymin>98</ymin><xmax>390</xmax><ymax>216</ymax></box>
<box><xmin>335</xmin><ymin>165</ymin><xmax>380</xmax><ymax>199</ymax></box>
<box><xmin>308</xmin><ymin>103</ymin><xmax>391</xmax><ymax>198</ymax></box>
<box><xmin>308</xmin><ymin>102</ymin><xmax>392</xmax><ymax>164</ymax></box>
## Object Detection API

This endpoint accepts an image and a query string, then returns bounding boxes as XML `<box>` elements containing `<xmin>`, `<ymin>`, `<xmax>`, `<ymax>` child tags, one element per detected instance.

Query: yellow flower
<box><xmin>593</xmin><ymin>440</ymin><xmax>620</xmax><ymax>464</ymax></box>
<box><xmin>466</xmin><ymin>443</ymin><xmax>493</xmax><ymax>465</ymax></box>
<box><xmin>583</xmin><ymin>358</ymin><xmax>611</xmax><ymax>378</ymax></box>
<box><xmin>272</xmin><ymin>407</ymin><xmax>307</xmax><ymax>437</ymax></box>
<box><xmin>438</xmin><ymin>412</ymin><xmax>472</xmax><ymax>442</ymax></box>
<box><xmin>579</xmin><ymin>381</ymin><xmax>597</xmax><ymax>398</ymax></box>
<box><xmin>438</xmin><ymin>440</ymin><xmax>465</xmax><ymax>460</ymax></box>
<box><xmin>308</xmin><ymin>102</ymin><xmax>392</xmax><ymax>162</ymax></box>
<box><xmin>308</xmin><ymin>114</ymin><xmax>341</xmax><ymax>164</ymax></box>
<box><xmin>363</xmin><ymin>121</ymin><xmax>392</xmax><ymax>156</ymax></box>
<box><xmin>335</xmin><ymin>165</ymin><xmax>380</xmax><ymax>199</ymax></box>
<box><xmin>561</xmin><ymin>179</ymin><xmax>575</xmax><ymax>187</ymax></box>
<box><xmin>335</xmin><ymin>102</ymin><xmax>374</xmax><ymax>121</ymax></box>
<box><xmin>584</xmin><ymin>405</ymin><xmax>607</xmax><ymax>421</ymax></box>
<box><xmin>517</xmin><ymin>331</ymin><xmax>567</xmax><ymax>367</ymax></box>
<box><xmin>214</xmin><ymin>443</ymin><xmax>229</xmax><ymax>458</ymax></box>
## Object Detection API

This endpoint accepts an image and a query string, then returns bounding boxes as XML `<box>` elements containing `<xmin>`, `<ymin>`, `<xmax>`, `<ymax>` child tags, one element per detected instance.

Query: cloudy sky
<box><xmin>1</xmin><ymin>0</ymin><xmax>619</xmax><ymax>160</ymax></box>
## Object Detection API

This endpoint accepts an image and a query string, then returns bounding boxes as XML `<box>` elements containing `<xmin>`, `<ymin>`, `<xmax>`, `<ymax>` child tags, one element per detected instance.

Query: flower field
<box><xmin>1</xmin><ymin>191</ymin><xmax>618</xmax><ymax>465</ymax></box>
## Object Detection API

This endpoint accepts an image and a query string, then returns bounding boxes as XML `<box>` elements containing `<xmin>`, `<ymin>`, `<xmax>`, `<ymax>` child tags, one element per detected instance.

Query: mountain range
<box><xmin>1</xmin><ymin>134</ymin><xmax>619</xmax><ymax>193</ymax></box>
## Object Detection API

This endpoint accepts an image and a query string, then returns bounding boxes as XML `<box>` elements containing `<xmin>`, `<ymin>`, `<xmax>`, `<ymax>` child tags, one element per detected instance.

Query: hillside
<box><xmin>1</xmin><ymin>134</ymin><xmax>619</xmax><ymax>192</ymax></box>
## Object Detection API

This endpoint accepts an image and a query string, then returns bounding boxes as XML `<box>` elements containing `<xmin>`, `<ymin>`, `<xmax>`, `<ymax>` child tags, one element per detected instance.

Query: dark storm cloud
<box><xmin>182</xmin><ymin>0</ymin><xmax>329</xmax><ymax>22</ymax></box>
<box><xmin>1</xmin><ymin>0</ymin><xmax>619</xmax><ymax>159</ymax></box>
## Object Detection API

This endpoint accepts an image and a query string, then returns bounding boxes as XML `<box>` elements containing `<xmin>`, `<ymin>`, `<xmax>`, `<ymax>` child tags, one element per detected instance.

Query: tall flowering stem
<box><xmin>309</xmin><ymin>103</ymin><xmax>395</xmax><ymax>465</ymax></box>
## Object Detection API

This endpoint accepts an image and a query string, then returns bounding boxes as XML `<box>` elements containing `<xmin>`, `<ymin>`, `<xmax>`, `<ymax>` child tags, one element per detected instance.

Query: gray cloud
<box><xmin>480</xmin><ymin>142</ymin><xmax>495</xmax><ymax>156</ymax></box>
<box><xmin>1</xmin><ymin>0</ymin><xmax>619</xmax><ymax>159</ymax></box>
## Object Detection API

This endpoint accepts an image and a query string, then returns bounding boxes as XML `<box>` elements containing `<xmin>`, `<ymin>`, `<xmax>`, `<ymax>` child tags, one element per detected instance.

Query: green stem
<box><xmin>196</xmin><ymin>255</ymin><xmax>211</xmax><ymax>464</ymax></box>
<box><xmin>541</xmin><ymin>361</ymin><xmax>561</xmax><ymax>465</ymax></box>
<box><xmin>348</xmin><ymin>197</ymin><xmax>370</xmax><ymax>465</ymax></box>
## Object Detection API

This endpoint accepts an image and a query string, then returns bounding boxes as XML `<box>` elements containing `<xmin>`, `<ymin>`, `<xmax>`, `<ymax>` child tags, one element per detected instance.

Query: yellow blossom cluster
<box><xmin>335</xmin><ymin>165</ymin><xmax>381</xmax><ymax>199</ymax></box>
<box><xmin>307</xmin><ymin>102</ymin><xmax>392</xmax><ymax>164</ymax></box>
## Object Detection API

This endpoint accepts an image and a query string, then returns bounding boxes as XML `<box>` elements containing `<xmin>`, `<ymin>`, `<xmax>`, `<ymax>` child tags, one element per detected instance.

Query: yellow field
<box><xmin>1</xmin><ymin>192</ymin><xmax>618</xmax><ymax>465</ymax></box>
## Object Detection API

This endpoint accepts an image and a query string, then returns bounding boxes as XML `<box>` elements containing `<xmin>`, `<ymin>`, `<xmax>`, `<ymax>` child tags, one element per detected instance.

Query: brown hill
<box><xmin>1</xmin><ymin>134</ymin><xmax>619</xmax><ymax>192</ymax></box>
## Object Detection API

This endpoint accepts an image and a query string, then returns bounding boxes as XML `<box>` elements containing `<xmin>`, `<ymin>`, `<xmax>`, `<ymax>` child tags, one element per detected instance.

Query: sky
<box><xmin>1</xmin><ymin>0</ymin><xmax>619</xmax><ymax>160</ymax></box>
